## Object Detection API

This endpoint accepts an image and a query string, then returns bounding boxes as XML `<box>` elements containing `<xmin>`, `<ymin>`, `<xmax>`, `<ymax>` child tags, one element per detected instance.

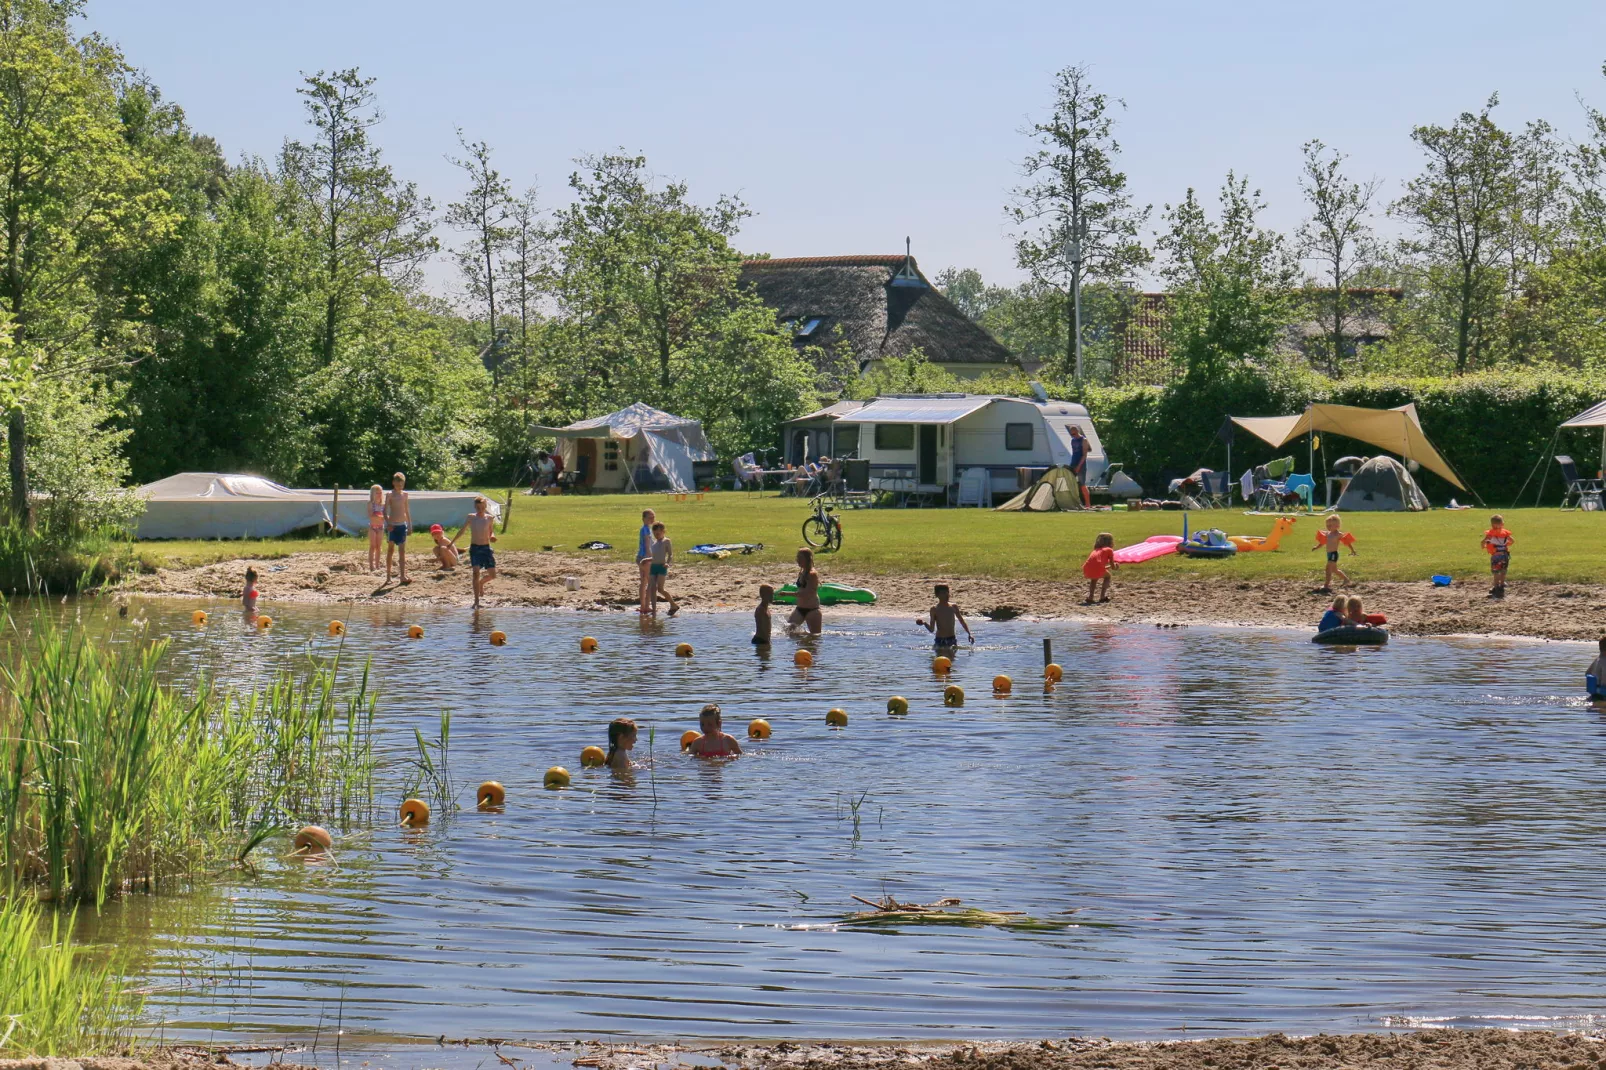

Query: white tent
<box><xmin>1561</xmin><ymin>400</ymin><xmax>1606</xmax><ymax>466</ymax></box>
<box><xmin>135</xmin><ymin>473</ymin><xmax>499</xmax><ymax>540</ymax></box>
<box><xmin>531</xmin><ymin>403</ymin><xmax>715</xmax><ymax>492</ymax></box>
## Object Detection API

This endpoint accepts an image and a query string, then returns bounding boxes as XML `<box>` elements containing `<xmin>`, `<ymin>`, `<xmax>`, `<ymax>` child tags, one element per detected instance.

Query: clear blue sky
<box><xmin>91</xmin><ymin>0</ymin><xmax>1606</xmax><ymax>296</ymax></box>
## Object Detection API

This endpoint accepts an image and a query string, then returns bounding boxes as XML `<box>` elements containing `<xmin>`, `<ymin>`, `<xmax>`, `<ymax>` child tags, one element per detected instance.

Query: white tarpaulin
<box><xmin>643</xmin><ymin>431</ymin><xmax>700</xmax><ymax>492</ymax></box>
<box><xmin>1231</xmin><ymin>402</ymin><xmax>1466</xmax><ymax>490</ymax></box>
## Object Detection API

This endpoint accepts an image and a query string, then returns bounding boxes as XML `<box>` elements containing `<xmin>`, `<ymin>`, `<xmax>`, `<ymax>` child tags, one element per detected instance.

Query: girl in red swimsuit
<box><xmin>686</xmin><ymin>704</ymin><xmax>743</xmax><ymax>757</ymax></box>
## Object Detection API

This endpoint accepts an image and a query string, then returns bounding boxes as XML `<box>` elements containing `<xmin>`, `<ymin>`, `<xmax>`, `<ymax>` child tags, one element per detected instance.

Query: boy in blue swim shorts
<box><xmin>384</xmin><ymin>472</ymin><xmax>412</xmax><ymax>585</ymax></box>
<box><xmin>451</xmin><ymin>496</ymin><xmax>498</xmax><ymax>609</ymax></box>
<box><xmin>917</xmin><ymin>584</ymin><xmax>972</xmax><ymax>650</ymax></box>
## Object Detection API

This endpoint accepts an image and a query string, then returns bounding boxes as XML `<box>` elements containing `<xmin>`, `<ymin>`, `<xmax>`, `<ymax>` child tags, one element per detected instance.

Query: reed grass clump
<box><xmin>0</xmin><ymin>895</ymin><xmax>139</xmax><ymax>1054</ymax></box>
<box><xmin>0</xmin><ymin>615</ymin><xmax>377</xmax><ymax>905</ymax></box>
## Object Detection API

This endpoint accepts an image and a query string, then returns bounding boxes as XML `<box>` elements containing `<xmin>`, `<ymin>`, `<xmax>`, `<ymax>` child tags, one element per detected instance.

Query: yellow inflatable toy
<box><xmin>192</xmin><ymin>610</ymin><xmax>208</xmax><ymax>625</ymax></box>
<box><xmin>489</xmin><ymin>630</ymin><xmax>508</xmax><ymax>646</ymax></box>
<box><xmin>1228</xmin><ymin>515</ymin><xmax>1298</xmax><ymax>552</ymax></box>
<box><xmin>256</xmin><ymin>616</ymin><xmax>273</xmax><ymax>630</ymax></box>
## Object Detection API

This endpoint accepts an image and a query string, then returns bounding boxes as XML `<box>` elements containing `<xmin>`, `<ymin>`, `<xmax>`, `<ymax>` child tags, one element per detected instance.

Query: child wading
<box><xmin>687</xmin><ymin>704</ymin><xmax>742</xmax><ymax>757</ymax></box>
<box><xmin>1082</xmin><ymin>532</ymin><xmax>1117</xmax><ymax>605</ymax></box>
<box><xmin>1311</xmin><ymin>515</ymin><xmax>1357</xmax><ymax>592</ymax></box>
<box><xmin>385</xmin><ymin>472</ymin><xmax>412</xmax><ymax>585</ymax></box>
<box><xmin>648</xmin><ymin>521</ymin><xmax>679</xmax><ymax>617</ymax></box>
<box><xmin>451</xmin><ymin>496</ymin><xmax>498</xmax><ymax>609</ymax></box>
<box><xmin>1587</xmin><ymin>636</ymin><xmax>1606</xmax><ymax>700</ymax></box>
<box><xmin>242</xmin><ymin>567</ymin><xmax>259</xmax><ymax>614</ymax></box>
<box><xmin>917</xmin><ymin>584</ymin><xmax>973</xmax><ymax>650</ymax></box>
<box><xmin>753</xmin><ymin>584</ymin><xmax>774</xmax><ymax>646</ymax></box>
<box><xmin>636</xmin><ymin>509</ymin><xmax>656</xmax><ymax>615</ymax></box>
<box><xmin>1482</xmin><ymin>514</ymin><xmax>1515</xmax><ymax>597</ymax></box>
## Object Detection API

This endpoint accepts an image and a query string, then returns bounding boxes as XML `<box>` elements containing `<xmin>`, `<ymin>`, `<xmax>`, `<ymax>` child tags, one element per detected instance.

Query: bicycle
<box><xmin>801</xmin><ymin>493</ymin><xmax>842</xmax><ymax>552</ymax></box>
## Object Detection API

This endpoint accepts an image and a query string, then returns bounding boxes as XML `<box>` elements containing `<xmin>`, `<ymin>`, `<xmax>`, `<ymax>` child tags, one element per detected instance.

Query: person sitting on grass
<box><xmin>1317</xmin><ymin>595</ymin><xmax>1346</xmax><ymax>633</ymax></box>
<box><xmin>1082</xmin><ymin>532</ymin><xmax>1117</xmax><ymax>605</ymax></box>
<box><xmin>1310</xmin><ymin>515</ymin><xmax>1356</xmax><ymax>592</ymax></box>
<box><xmin>687</xmin><ymin>704</ymin><xmax>742</xmax><ymax>758</ymax></box>
<box><xmin>1587</xmin><ymin>636</ymin><xmax>1606</xmax><ymax>700</ymax></box>
<box><xmin>428</xmin><ymin>524</ymin><xmax>459</xmax><ymax>570</ymax></box>
<box><xmin>917</xmin><ymin>584</ymin><xmax>973</xmax><ymax>651</ymax></box>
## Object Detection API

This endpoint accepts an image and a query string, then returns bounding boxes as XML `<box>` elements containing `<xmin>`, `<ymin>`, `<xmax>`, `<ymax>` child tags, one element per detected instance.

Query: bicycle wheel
<box><xmin>824</xmin><ymin>517</ymin><xmax>842</xmax><ymax>552</ymax></box>
<box><xmin>802</xmin><ymin>516</ymin><xmax>831</xmax><ymax>548</ymax></box>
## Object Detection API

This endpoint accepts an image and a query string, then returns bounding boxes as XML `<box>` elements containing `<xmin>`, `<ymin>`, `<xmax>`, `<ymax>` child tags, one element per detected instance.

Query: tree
<box><xmin>1394</xmin><ymin>96</ymin><xmax>1516</xmax><ymax>373</ymax></box>
<box><xmin>0</xmin><ymin>0</ymin><xmax>173</xmax><ymax>525</ymax></box>
<box><xmin>445</xmin><ymin>131</ymin><xmax>512</xmax><ymax>388</ymax></box>
<box><xmin>1296</xmin><ymin>140</ymin><xmax>1380</xmax><ymax>375</ymax></box>
<box><xmin>1009</xmin><ymin>64</ymin><xmax>1150</xmax><ymax>379</ymax></box>
<box><xmin>1157</xmin><ymin>174</ymin><xmax>1298</xmax><ymax>379</ymax></box>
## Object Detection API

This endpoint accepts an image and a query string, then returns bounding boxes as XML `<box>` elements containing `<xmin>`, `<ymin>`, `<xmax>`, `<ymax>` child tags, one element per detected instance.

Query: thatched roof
<box><xmin>740</xmin><ymin>255</ymin><xmax>1017</xmax><ymax>369</ymax></box>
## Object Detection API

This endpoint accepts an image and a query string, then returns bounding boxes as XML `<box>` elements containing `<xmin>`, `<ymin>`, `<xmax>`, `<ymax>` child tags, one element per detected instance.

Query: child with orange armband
<box><xmin>1311</xmin><ymin>515</ymin><xmax>1357</xmax><ymax>592</ymax></box>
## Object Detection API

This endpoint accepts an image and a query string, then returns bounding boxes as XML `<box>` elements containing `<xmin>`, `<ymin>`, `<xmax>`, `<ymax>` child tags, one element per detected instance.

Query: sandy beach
<box><xmin>121</xmin><ymin>548</ymin><xmax>1606</xmax><ymax>642</ymax></box>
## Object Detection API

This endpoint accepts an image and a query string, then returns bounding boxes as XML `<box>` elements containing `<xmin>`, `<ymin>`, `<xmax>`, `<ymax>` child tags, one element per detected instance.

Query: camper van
<box><xmin>783</xmin><ymin>390</ymin><xmax>1107</xmax><ymax>504</ymax></box>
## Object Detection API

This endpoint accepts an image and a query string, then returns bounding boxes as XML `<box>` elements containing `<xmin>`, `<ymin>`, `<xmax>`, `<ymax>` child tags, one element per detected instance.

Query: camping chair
<box><xmin>840</xmin><ymin>459</ymin><xmax>873</xmax><ymax>508</ymax></box>
<box><xmin>1198</xmin><ymin>470</ymin><xmax>1231</xmax><ymax>509</ymax></box>
<box><xmin>732</xmin><ymin>454</ymin><xmax>762</xmax><ymax>491</ymax></box>
<box><xmin>1557</xmin><ymin>455</ymin><xmax>1605</xmax><ymax>510</ymax></box>
<box><xmin>557</xmin><ymin>455</ymin><xmax>590</xmax><ymax>493</ymax></box>
<box><xmin>955</xmin><ymin>468</ymin><xmax>989</xmax><ymax>507</ymax></box>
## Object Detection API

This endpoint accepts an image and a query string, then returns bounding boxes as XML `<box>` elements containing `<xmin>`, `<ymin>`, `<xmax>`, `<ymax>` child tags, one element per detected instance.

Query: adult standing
<box><xmin>1068</xmin><ymin>426</ymin><xmax>1091</xmax><ymax>508</ymax></box>
<box><xmin>788</xmin><ymin>547</ymin><xmax>823</xmax><ymax>635</ymax></box>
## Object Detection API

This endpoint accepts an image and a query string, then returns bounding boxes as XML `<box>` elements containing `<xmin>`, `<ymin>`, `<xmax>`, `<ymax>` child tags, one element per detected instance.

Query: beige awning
<box><xmin>1231</xmin><ymin>403</ymin><xmax>1465</xmax><ymax>490</ymax></box>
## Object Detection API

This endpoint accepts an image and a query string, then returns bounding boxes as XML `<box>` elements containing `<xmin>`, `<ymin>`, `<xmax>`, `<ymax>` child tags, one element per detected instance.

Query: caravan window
<box><xmin>1005</xmin><ymin>423</ymin><xmax>1034</xmax><ymax>450</ymax></box>
<box><xmin>834</xmin><ymin>424</ymin><xmax>860</xmax><ymax>458</ymax></box>
<box><xmin>875</xmin><ymin>424</ymin><xmax>915</xmax><ymax>451</ymax></box>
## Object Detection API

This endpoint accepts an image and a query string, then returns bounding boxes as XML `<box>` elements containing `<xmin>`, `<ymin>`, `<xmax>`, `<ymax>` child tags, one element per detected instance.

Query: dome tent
<box><xmin>1333</xmin><ymin>456</ymin><xmax>1428</xmax><ymax>512</ymax></box>
<box><xmin>995</xmin><ymin>466</ymin><xmax>1082</xmax><ymax>511</ymax></box>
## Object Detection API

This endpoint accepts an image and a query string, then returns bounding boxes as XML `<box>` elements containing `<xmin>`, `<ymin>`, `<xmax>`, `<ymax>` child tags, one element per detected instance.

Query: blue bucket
<box><xmin>1431</xmin><ymin>574</ymin><xmax>1452</xmax><ymax>587</ymax></box>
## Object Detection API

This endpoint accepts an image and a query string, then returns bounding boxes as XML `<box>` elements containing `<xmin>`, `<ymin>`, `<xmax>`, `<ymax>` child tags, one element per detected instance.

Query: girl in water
<box><xmin>606</xmin><ymin>717</ymin><xmax>638</xmax><ymax>772</ymax></box>
<box><xmin>788</xmin><ymin>547</ymin><xmax>822</xmax><ymax>635</ymax></box>
<box><xmin>366</xmin><ymin>484</ymin><xmax>386</xmax><ymax>572</ymax></box>
<box><xmin>687</xmin><ymin>704</ymin><xmax>742</xmax><ymax>757</ymax></box>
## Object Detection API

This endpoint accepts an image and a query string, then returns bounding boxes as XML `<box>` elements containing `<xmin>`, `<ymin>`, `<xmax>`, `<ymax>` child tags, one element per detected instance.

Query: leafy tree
<box><xmin>1296</xmin><ymin>140</ymin><xmax>1380</xmax><ymax>375</ymax></box>
<box><xmin>848</xmin><ymin>347</ymin><xmax>961</xmax><ymax>399</ymax></box>
<box><xmin>0</xmin><ymin>0</ymin><xmax>173</xmax><ymax>525</ymax></box>
<box><xmin>1394</xmin><ymin>96</ymin><xmax>1516</xmax><ymax>373</ymax></box>
<box><xmin>445</xmin><ymin>131</ymin><xmax>512</xmax><ymax>385</ymax></box>
<box><xmin>1009</xmin><ymin>64</ymin><xmax>1150</xmax><ymax>378</ymax></box>
<box><xmin>1157</xmin><ymin>174</ymin><xmax>1298</xmax><ymax>380</ymax></box>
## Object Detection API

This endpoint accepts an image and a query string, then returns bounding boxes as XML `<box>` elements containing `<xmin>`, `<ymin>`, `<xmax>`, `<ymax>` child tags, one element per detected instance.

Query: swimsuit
<box><xmin>470</xmin><ymin>544</ymin><xmax>496</xmax><ymax>569</ymax></box>
<box><xmin>637</xmin><ymin>526</ymin><xmax>652</xmax><ymax>563</ymax></box>
<box><xmin>389</xmin><ymin>524</ymin><xmax>410</xmax><ymax>546</ymax></box>
<box><xmin>650</xmin><ymin>563</ymin><xmax>668</xmax><ymax>576</ymax></box>
<box><xmin>933</xmin><ymin>635</ymin><xmax>958</xmax><ymax>650</ymax></box>
<box><xmin>368</xmin><ymin>503</ymin><xmax>384</xmax><ymax>530</ymax></box>
<box><xmin>1327</xmin><ymin>550</ymin><xmax>1339</xmax><ymax>563</ymax></box>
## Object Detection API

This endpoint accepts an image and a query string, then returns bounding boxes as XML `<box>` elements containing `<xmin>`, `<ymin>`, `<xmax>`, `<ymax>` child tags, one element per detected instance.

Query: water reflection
<box><xmin>38</xmin><ymin>597</ymin><xmax>1606</xmax><ymax>1041</ymax></box>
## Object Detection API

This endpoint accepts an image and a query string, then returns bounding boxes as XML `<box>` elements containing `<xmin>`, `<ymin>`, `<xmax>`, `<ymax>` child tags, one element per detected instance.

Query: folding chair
<box><xmin>1557</xmin><ymin>455</ymin><xmax>1605</xmax><ymax>510</ymax></box>
<box><xmin>1198</xmin><ymin>470</ymin><xmax>1230</xmax><ymax>508</ymax></box>
<box><xmin>841</xmin><ymin>459</ymin><xmax>874</xmax><ymax>508</ymax></box>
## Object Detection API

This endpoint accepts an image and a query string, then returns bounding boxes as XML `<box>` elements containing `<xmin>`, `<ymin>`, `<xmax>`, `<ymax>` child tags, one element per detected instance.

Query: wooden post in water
<box><xmin>1042</xmin><ymin>638</ymin><xmax>1052</xmax><ymax>667</ymax></box>
<box><xmin>501</xmin><ymin>487</ymin><xmax>514</xmax><ymax>533</ymax></box>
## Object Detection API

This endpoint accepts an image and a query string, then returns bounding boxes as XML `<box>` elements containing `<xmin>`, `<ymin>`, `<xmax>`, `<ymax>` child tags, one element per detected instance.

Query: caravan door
<box><xmin>918</xmin><ymin>426</ymin><xmax>938</xmax><ymax>485</ymax></box>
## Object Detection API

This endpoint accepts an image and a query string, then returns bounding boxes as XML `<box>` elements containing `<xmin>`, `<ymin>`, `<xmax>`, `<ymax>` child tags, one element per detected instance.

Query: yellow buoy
<box><xmin>675</xmin><ymin>642</ymin><xmax>693</xmax><ymax>658</ymax></box>
<box><xmin>407</xmin><ymin>624</ymin><xmax>425</xmax><ymax>639</ymax></box>
<box><xmin>399</xmin><ymin>798</ymin><xmax>431</xmax><ymax>826</ymax></box>
<box><xmin>993</xmin><ymin>674</ymin><xmax>1013</xmax><ymax>694</ymax></box>
<box><xmin>489</xmin><ymin>630</ymin><xmax>508</xmax><ymax>646</ymax></box>
<box><xmin>192</xmin><ymin>610</ymin><xmax>208</xmax><ymax>625</ymax></box>
<box><xmin>1044</xmin><ymin>662</ymin><xmax>1064</xmax><ymax>682</ymax></box>
<box><xmin>580</xmin><ymin>636</ymin><xmax>598</xmax><ymax>652</ymax></box>
<box><xmin>580</xmin><ymin>745</ymin><xmax>606</xmax><ymax>768</ymax></box>
<box><xmin>477</xmin><ymin>781</ymin><xmax>505</xmax><ymax>809</ymax></box>
<box><xmin>544</xmin><ymin>766</ymin><xmax>571</xmax><ymax>789</ymax></box>
<box><xmin>328</xmin><ymin>620</ymin><xmax>345</xmax><ymax>636</ymax></box>
<box><xmin>256</xmin><ymin>615</ymin><xmax>273</xmax><ymax>630</ymax></box>
<box><xmin>944</xmin><ymin>684</ymin><xmax>965</xmax><ymax>708</ymax></box>
<box><xmin>932</xmin><ymin>655</ymin><xmax>952</xmax><ymax>674</ymax></box>
<box><xmin>680</xmin><ymin>730</ymin><xmax>701</xmax><ymax>750</ymax></box>
<box><xmin>794</xmin><ymin>649</ymin><xmax>813</xmax><ymax>668</ymax></box>
<box><xmin>748</xmin><ymin>718</ymin><xmax>771</xmax><ymax>739</ymax></box>
<box><xmin>887</xmin><ymin>695</ymin><xmax>909</xmax><ymax>716</ymax></box>
<box><xmin>293</xmin><ymin>825</ymin><xmax>332</xmax><ymax>853</ymax></box>
<box><xmin>826</xmin><ymin>708</ymin><xmax>849</xmax><ymax>727</ymax></box>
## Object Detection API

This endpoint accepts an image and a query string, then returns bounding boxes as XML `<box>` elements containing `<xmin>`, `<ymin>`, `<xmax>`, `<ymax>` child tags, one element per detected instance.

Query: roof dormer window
<box><xmin>794</xmin><ymin>317</ymin><xmax>823</xmax><ymax>339</ymax></box>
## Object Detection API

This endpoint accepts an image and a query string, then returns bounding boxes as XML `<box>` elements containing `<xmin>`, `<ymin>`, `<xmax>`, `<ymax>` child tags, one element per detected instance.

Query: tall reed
<box><xmin>0</xmin><ymin>614</ymin><xmax>376</xmax><ymax>904</ymax></box>
<box><xmin>0</xmin><ymin>896</ymin><xmax>139</xmax><ymax>1055</ymax></box>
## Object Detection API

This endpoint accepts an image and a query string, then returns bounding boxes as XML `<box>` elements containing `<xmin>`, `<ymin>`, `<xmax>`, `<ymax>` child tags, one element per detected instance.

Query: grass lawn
<box><xmin>134</xmin><ymin>491</ymin><xmax>1606</xmax><ymax>586</ymax></box>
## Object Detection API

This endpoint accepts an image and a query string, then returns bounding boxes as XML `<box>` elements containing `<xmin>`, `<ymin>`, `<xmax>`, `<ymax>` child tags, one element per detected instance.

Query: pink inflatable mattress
<box><xmin>1112</xmin><ymin>534</ymin><xmax>1183</xmax><ymax>564</ymax></box>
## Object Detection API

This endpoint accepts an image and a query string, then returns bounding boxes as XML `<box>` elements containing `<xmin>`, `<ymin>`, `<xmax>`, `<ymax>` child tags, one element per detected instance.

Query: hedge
<box><xmin>1070</xmin><ymin>369</ymin><xmax>1606</xmax><ymax>507</ymax></box>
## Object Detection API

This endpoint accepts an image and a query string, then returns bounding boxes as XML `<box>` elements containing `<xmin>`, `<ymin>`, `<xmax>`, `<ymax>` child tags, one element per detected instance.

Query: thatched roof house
<box><xmin>740</xmin><ymin>253</ymin><xmax>1025</xmax><ymax>379</ymax></box>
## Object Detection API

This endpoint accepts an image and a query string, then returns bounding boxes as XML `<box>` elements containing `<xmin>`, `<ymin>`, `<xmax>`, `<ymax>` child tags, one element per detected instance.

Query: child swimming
<box><xmin>1082</xmin><ymin>532</ymin><xmax>1117</xmax><ymax>605</ymax></box>
<box><xmin>753</xmin><ymin>584</ymin><xmax>774</xmax><ymax>645</ymax></box>
<box><xmin>1311</xmin><ymin>515</ymin><xmax>1357</xmax><ymax>592</ymax></box>
<box><xmin>605</xmin><ymin>717</ymin><xmax>638</xmax><ymax>771</ymax></box>
<box><xmin>687</xmin><ymin>704</ymin><xmax>742</xmax><ymax>757</ymax></box>
<box><xmin>917</xmin><ymin>584</ymin><xmax>972</xmax><ymax>650</ymax></box>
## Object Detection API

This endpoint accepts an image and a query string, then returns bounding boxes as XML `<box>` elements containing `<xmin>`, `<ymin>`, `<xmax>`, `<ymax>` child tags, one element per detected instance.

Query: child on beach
<box><xmin>366</xmin><ymin>484</ymin><xmax>385</xmax><ymax>572</ymax></box>
<box><xmin>1482</xmin><ymin>514</ymin><xmax>1515</xmax><ymax>597</ymax></box>
<box><xmin>1317</xmin><ymin>595</ymin><xmax>1346</xmax><ymax>633</ymax></box>
<box><xmin>753</xmin><ymin>584</ymin><xmax>774</xmax><ymax>646</ymax></box>
<box><xmin>637</xmin><ymin>509</ymin><xmax>656</xmax><ymax>615</ymax></box>
<box><xmin>605</xmin><ymin>717</ymin><xmax>638</xmax><ymax>771</ymax></box>
<box><xmin>450</xmin><ymin>496</ymin><xmax>498</xmax><ymax>609</ymax></box>
<box><xmin>428</xmin><ymin>524</ymin><xmax>459</xmax><ymax>570</ymax></box>
<box><xmin>1082</xmin><ymin>533</ymin><xmax>1117</xmax><ymax>605</ymax></box>
<box><xmin>648</xmin><ymin>521</ymin><xmax>679</xmax><ymax>617</ymax></box>
<box><xmin>788</xmin><ymin>547</ymin><xmax>822</xmax><ymax>635</ymax></box>
<box><xmin>1587</xmin><ymin>636</ymin><xmax>1606</xmax><ymax>699</ymax></box>
<box><xmin>1311</xmin><ymin>515</ymin><xmax>1357</xmax><ymax>592</ymax></box>
<box><xmin>917</xmin><ymin>584</ymin><xmax>973</xmax><ymax>650</ymax></box>
<box><xmin>385</xmin><ymin>472</ymin><xmax>412</xmax><ymax>585</ymax></box>
<box><xmin>242</xmin><ymin>567</ymin><xmax>259</xmax><ymax>613</ymax></box>
<box><xmin>687</xmin><ymin>704</ymin><xmax>742</xmax><ymax>757</ymax></box>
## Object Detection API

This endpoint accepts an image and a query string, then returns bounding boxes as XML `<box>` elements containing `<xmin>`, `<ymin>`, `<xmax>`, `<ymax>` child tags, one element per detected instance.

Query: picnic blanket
<box><xmin>688</xmin><ymin>542</ymin><xmax>764</xmax><ymax>559</ymax></box>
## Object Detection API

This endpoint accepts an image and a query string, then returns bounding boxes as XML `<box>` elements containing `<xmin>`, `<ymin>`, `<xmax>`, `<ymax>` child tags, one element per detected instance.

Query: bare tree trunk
<box><xmin>8</xmin><ymin>405</ymin><xmax>30</xmax><ymax>530</ymax></box>
<box><xmin>1457</xmin><ymin>267</ymin><xmax>1474</xmax><ymax>374</ymax></box>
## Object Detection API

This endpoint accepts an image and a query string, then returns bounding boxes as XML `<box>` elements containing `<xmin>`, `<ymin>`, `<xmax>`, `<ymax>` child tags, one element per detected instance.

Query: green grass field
<box><xmin>135</xmin><ymin>491</ymin><xmax>1606</xmax><ymax>586</ymax></box>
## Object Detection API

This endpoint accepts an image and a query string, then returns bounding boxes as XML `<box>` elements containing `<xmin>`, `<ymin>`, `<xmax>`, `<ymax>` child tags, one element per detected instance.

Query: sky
<box><xmin>90</xmin><ymin>0</ymin><xmax>1606</xmax><ymax>299</ymax></box>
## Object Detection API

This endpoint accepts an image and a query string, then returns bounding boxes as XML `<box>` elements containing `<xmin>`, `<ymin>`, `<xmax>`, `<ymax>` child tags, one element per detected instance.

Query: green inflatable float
<box><xmin>772</xmin><ymin>582</ymin><xmax>877</xmax><ymax>606</ymax></box>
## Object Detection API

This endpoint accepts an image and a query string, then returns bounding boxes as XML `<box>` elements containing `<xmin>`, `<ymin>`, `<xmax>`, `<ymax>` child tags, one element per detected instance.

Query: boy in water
<box><xmin>1482</xmin><ymin>514</ymin><xmax>1515</xmax><ymax>597</ymax></box>
<box><xmin>384</xmin><ymin>472</ymin><xmax>412</xmax><ymax>585</ymax></box>
<box><xmin>1310</xmin><ymin>514</ymin><xmax>1357</xmax><ymax>592</ymax></box>
<box><xmin>450</xmin><ymin>496</ymin><xmax>498</xmax><ymax>609</ymax></box>
<box><xmin>648</xmin><ymin>521</ymin><xmax>679</xmax><ymax>617</ymax></box>
<box><xmin>687</xmin><ymin>703</ymin><xmax>742</xmax><ymax>757</ymax></box>
<box><xmin>753</xmin><ymin>584</ymin><xmax>774</xmax><ymax>646</ymax></box>
<box><xmin>1587</xmin><ymin>636</ymin><xmax>1606</xmax><ymax>699</ymax></box>
<box><xmin>428</xmin><ymin>524</ymin><xmax>459</xmax><ymax>570</ymax></box>
<box><xmin>917</xmin><ymin>584</ymin><xmax>973</xmax><ymax>651</ymax></box>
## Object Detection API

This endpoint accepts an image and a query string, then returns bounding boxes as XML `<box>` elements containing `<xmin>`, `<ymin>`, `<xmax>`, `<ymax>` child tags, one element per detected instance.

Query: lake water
<box><xmin>55</xmin><ymin>597</ymin><xmax>1606</xmax><ymax>1044</ymax></box>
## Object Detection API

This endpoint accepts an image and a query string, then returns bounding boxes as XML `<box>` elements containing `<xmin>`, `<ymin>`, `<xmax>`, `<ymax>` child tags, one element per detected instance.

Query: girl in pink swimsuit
<box><xmin>366</xmin><ymin>484</ymin><xmax>385</xmax><ymax>572</ymax></box>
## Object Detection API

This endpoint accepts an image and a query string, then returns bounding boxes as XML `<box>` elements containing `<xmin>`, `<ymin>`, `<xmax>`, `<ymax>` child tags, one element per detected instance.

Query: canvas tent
<box><xmin>1230</xmin><ymin>402</ymin><xmax>1468</xmax><ymax>492</ymax></box>
<box><xmin>531</xmin><ymin>403</ymin><xmax>715</xmax><ymax>493</ymax></box>
<box><xmin>135</xmin><ymin>473</ymin><xmax>498</xmax><ymax>540</ymax></box>
<box><xmin>995</xmin><ymin>466</ymin><xmax>1081</xmax><ymax>512</ymax></box>
<box><xmin>1560</xmin><ymin>400</ymin><xmax>1606</xmax><ymax>469</ymax></box>
<box><xmin>1333</xmin><ymin>456</ymin><xmax>1428</xmax><ymax>511</ymax></box>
